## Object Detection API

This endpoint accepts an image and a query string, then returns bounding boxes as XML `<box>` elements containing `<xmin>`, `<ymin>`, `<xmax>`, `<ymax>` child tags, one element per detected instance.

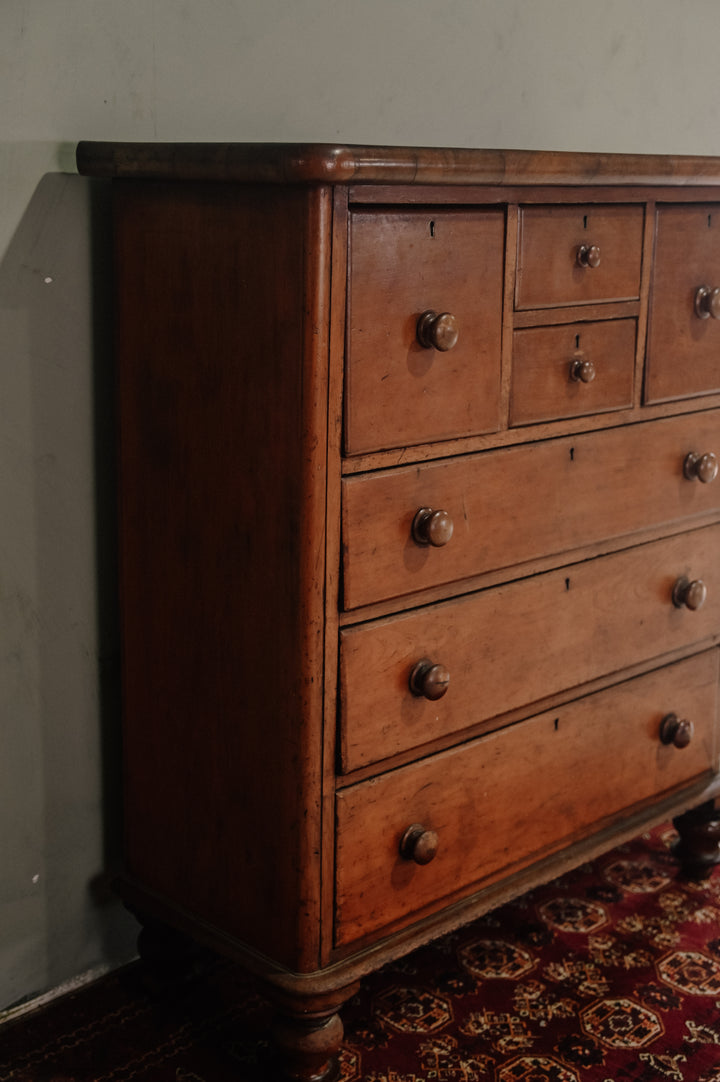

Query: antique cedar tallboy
<box><xmin>77</xmin><ymin>143</ymin><xmax>720</xmax><ymax>1079</ymax></box>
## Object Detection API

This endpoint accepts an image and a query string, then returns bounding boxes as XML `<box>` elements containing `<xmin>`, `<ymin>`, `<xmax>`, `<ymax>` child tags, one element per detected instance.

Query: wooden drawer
<box><xmin>647</xmin><ymin>204</ymin><xmax>720</xmax><ymax>403</ymax></box>
<box><xmin>335</xmin><ymin>650</ymin><xmax>719</xmax><ymax>946</ymax></box>
<box><xmin>345</xmin><ymin>208</ymin><xmax>504</xmax><ymax>454</ymax></box>
<box><xmin>516</xmin><ymin>204</ymin><xmax>644</xmax><ymax>310</ymax></box>
<box><xmin>340</xmin><ymin>523</ymin><xmax>720</xmax><ymax>771</ymax></box>
<box><xmin>510</xmin><ymin>318</ymin><xmax>635</xmax><ymax>426</ymax></box>
<box><xmin>342</xmin><ymin>410</ymin><xmax>720</xmax><ymax>609</ymax></box>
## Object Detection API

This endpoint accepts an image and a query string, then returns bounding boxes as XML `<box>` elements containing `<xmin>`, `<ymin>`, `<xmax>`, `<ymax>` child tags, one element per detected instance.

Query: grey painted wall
<box><xmin>3</xmin><ymin>0</ymin><xmax>720</xmax><ymax>1011</ymax></box>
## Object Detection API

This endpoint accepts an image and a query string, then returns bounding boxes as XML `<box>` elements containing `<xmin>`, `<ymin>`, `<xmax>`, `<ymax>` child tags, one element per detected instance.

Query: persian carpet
<box><xmin>1</xmin><ymin>823</ymin><xmax>719</xmax><ymax>1082</ymax></box>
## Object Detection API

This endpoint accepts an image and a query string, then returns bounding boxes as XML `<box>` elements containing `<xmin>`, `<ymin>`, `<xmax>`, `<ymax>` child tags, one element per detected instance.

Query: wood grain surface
<box><xmin>335</xmin><ymin>651</ymin><xmax>719</xmax><ymax>946</ymax></box>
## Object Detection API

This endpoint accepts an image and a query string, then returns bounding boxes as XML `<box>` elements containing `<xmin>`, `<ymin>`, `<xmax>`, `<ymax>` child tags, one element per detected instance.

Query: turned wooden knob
<box><xmin>400</xmin><ymin>823</ymin><xmax>439</xmax><ymax>865</ymax></box>
<box><xmin>694</xmin><ymin>285</ymin><xmax>720</xmax><ymax>320</ymax></box>
<box><xmin>412</xmin><ymin>507</ymin><xmax>454</xmax><ymax>547</ymax></box>
<box><xmin>683</xmin><ymin>451</ymin><xmax>719</xmax><ymax>483</ymax></box>
<box><xmin>672</xmin><ymin>576</ymin><xmax>707</xmax><ymax>610</ymax></box>
<box><xmin>409</xmin><ymin>658</ymin><xmax>450</xmax><ymax>700</ymax></box>
<box><xmin>576</xmin><ymin>244</ymin><xmax>601</xmax><ymax>269</ymax></box>
<box><xmin>416</xmin><ymin>310</ymin><xmax>459</xmax><ymax>351</ymax></box>
<box><xmin>569</xmin><ymin>355</ymin><xmax>596</xmax><ymax>383</ymax></box>
<box><xmin>660</xmin><ymin>712</ymin><xmax>694</xmax><ymax>748</ymax></box>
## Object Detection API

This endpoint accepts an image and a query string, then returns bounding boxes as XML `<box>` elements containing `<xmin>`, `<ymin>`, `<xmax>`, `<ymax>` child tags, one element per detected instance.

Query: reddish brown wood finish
<box><xmin>76</xmin><ymin>141</ymin><xmax>720</xmax><ymax>187</ymax></box>
<box><xmin>510</xmin><ymin>318</ymin><xmax>636</xmax><ymax>425</ymax></box>
<box><xmin>647</xmin><ymin>204</ymin><xmax>720</xmax><ymax>402</ymax></box>
<box><xmin>345</xmin><ymin>208</ymin><xmax>504</xmax><ymax>453</ymax></box>
<box><xmin>516</xmin><ymin>204</ymin><xmax>645</xmax><ymax>309</ymax></box>
<box><xmin>267</xmin><ymin>981</ymin><xmax>361</xmax><ymax>1082</ymax></box>
<box><xmin>340</xmin><ymin>524</ymin><xmax>720</xmax><ymax>771</ymax></box>
<box><xmin>342</xmin><ymin>410</ymin><xmax>720</xmax><ymax>610</ymax></box>
<box><xmin>113</xmin><ymin>179</ymin><xmax>331</xmax><ymax>972</ymax></box>
<box><xmin>335</xmin><ymin>651</ymin><xmax>719</xmax><ymax>947</ymax></box>
<box><xmin>75</xmin><ymin>143</ymin><xmax>720</xmax><ymax>1080</ymax></box>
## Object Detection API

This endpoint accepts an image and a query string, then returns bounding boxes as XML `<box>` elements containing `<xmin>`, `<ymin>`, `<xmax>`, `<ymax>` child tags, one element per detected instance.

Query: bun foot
<box><xmin>267</xmin><ymin>982</ymin><xmax>359</xmax><ymax>1082</ymax></box>
<box><xmin>673</xmin><ymin>801</ymin><xmax>720</xmax><ymax>880</ymax></box>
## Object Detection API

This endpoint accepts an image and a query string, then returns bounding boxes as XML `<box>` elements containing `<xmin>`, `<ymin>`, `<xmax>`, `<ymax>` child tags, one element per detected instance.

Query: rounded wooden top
<box><xmin>75</xmin><ymin>141</ymin><xmax>720</xmax><ymax>187</ymax></box>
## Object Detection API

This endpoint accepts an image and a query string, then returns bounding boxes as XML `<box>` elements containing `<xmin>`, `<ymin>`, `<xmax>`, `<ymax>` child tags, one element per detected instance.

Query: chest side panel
<box><xmin>113</xmin><ymin>180</ymin><xmax>330</xmax><ymax>970</ymax></box>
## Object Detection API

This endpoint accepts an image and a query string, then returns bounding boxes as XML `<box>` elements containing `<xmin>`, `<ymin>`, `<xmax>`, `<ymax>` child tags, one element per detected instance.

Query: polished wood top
<box><xmin>76</xmin><ymin>141</ymin><xmax>720</xmax><ymax>186</ymax></box>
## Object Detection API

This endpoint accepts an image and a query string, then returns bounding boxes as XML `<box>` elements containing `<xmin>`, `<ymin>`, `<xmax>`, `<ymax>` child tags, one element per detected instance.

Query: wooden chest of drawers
<box><xmin>77</xmin><ymin>142</ymin><xmax>720</xmax><ymax>1080</ymax></box>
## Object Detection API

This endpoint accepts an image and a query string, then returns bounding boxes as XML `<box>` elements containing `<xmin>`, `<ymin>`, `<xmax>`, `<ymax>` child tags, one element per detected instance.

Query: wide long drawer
<box><xmin>335</xmin><ymin>650</ymin><xmax>719</xmax><ymax>947</ymax></box>
<box><xmin>342</xmin><ymin>410</ymin><xmax>720</xmax><ymax>610</ymax></box>
<box><xmin>340</xmin><ymin>523</ymin><xmax>720</xmax><ymax>771</ymax></box>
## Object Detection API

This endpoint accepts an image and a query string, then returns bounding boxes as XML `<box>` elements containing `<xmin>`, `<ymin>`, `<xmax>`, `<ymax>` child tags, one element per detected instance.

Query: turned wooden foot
<box><xmin>673</xmin><ymin>801</ymin><xmax>720</xmax><ymax>880</ymax></box>
<box><xmin>266</xmin><ymin>982</ymin><xmax>360</xmax><ymax>1082</ymax></box>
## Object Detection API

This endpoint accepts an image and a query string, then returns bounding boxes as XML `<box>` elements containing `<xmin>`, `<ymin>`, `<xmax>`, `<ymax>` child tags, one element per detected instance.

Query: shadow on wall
<box><xmin>0</xmin><ymin>171</ymin><xmax>136</xmax><ymax>1010</ymax></box>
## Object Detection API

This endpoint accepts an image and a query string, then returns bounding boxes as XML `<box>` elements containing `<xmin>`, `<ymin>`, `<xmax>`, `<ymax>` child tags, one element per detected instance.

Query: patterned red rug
<box><xmin>1</xmin><ymin>823</ymin><xmax>719</xmax><ymax>1081</ymax></box>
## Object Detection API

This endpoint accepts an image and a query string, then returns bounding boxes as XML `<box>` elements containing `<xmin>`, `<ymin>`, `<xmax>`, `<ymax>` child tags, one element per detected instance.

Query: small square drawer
<box><xmin>345</xmin><ymin>208</ymin><xmax>504</xmax><ymax>455</ymax></box>
<box><xmin>516</xmin><ymin>205</ymin><xmax>644</xmax><ymax>310</ymax></box>
<box><xmin>335</xmin><ymin>650</ymin><xmax>719</xmax><ymax>946</ymax></box>
<box><xmin>646</xmin><ymin>204</ymin><xmax>720</xmax><ymax>403</ymax></box>
<box><xmin>510</xmin><ymin>318</ymin><xmax>636</xmax><ymax>426</ymax></box>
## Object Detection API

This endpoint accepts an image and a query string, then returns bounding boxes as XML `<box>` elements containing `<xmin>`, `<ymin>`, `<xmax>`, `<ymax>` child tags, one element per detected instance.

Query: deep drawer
<box><xmin>335</xmin><ymin>650</ymin><xmax>719</xmax><ymax>946</ymax></box>
<box><xmin>647</xmin><ymin>204</ymin><xmax>720</xmax><ymax>403</ymax></box>
<box><xmin>342</xmin><ymin>410</ymin><xmax>720</xmax><ymax>610</ymax></box>
<box><xmin>340</xmin><ymin>523</ymin><xmax>720</xmax><ymax>771</ymax></box>
<box><xmin>345</xmin><ymin>207</ymin><xmax>505</xmax><ymax>455</ymax></box>
<box><xmin>510</xmin><ymin>318</ymin><xmax>636</xmax><ymax>426</ymax></box>
<box><xmin>516</xmin><ymin>204</ymin><xmax>644</xmax><ymax>310</ymax></box>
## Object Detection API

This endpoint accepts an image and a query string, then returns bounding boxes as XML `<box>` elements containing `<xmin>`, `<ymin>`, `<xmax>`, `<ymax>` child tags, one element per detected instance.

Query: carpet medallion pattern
<box><xmin>0</xmin><ymin>825</ymin><xmax>719</xmax><ymax>1081</ymax></box>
